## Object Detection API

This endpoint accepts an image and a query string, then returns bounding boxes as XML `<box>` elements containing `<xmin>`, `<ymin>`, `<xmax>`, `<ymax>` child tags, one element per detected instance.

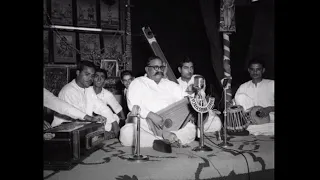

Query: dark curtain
<box><xmin>245</xmin><ymin>0</ymin><xmax>274</xmax><ymax>79</ymax></box>
<box><xmin>199</xmin><ymin>0</ymin><xmax>224</xmax><ymax>86</ymax></box>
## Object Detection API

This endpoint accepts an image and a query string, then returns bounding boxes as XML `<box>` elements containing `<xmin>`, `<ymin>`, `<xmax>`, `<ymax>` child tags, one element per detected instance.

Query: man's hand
<box><xmin>146</xmin><ymin>111</ymin><xmax>164</xmax><ymax>126</ymax></box>
<box><xmin>111</xmin><ymin>121</ymin><xmax>120</xmax><ymax>138</ymax></box>
<box><xmin>92</xmin><ymin>115</ymin><xmax>107</xmax><ymax>124</ymax></box>
<box><xmin>257</xmin><ymin>106</ymin><xmax>274</xmax><ymax>118</ymax></box>
<box><xmin>186</xmin><ymin>84</ymin><xmax>195</xmax><ymax>94</ymax></box>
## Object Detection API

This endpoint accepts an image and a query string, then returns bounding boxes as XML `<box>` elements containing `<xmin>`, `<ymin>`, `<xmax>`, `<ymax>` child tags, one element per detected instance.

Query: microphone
<box><xmin>222</xmin><ymin>78</ymin><xmax>229</xmax><ymax>88</ymax></box>
<box><xmin>194</xmin><ymin>75</ymin><xmax>205</xmax><ymax>89</ymax></box>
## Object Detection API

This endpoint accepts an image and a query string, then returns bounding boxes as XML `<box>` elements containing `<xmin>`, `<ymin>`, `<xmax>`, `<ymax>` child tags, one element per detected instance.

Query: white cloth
<box><xmin>177</xmin><ymin>74</ymin><xmax>198</xmax><ymax>92</ymax></box>
<box><xmin>51</xmin><ymin>79</ymin><xmax>119</xmax><ymax>131</ymax></box>
<box><xmin>235</xmin><ymin>79</ymin><xmax>274</xmax><ymax>122</ymax></box>
<box><xmin>119</xmin><ymin>76</ymin><xmax>196</xmax><ymax>147</ymax></box>
<box><xmin>197</xmin><ymin>110</ymin><xmax>222</xmax><ymax>138</ymax></box>
<box><xmin>43</xmin><ymin>88</ymin><xmax>86</xmax><ymax>120</ymax></box>
<box><xmin>88</xmin><ymin>86</ymin><xmax>123</xmax><ymax>114</ymax></box>
<box><xmin>247</xmin><ymin>123</ymin><xmax>274</xmax><ymax>136</ymax></box>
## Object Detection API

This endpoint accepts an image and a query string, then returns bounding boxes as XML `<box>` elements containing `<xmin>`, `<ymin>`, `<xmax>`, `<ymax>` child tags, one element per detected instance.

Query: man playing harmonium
<box><xmin>176</xmin><ymin>56</ymin><xmax>222</xmax><ymax>137</ymax></box>
<box><xmin>51</xmin><ymin>60</ymin><xmax>120</xmax><ymax>136</ymax></box>
<box><xmin>43</xmin><ymin>88</ymin><xmax>106</xmax><ymax>139</ymax></box>
<box><xmin>120</xmin><ymin>56</ymin><xmax>207</xmax><ymax>147</ymax></box>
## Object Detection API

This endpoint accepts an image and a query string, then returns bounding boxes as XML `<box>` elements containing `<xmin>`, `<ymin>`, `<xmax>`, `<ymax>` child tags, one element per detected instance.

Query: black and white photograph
<box><xmin>43</xmin><ymin>0</ymin><xmax>276</xmax><ymax>179</ymax></box>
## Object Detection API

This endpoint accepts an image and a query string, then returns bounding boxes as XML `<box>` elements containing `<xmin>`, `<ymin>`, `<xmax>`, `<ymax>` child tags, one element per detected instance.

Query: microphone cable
<box><xmin>203</xmin><ymin>133</ymin><xmax>251</xmax><ymax>180</ymax></box>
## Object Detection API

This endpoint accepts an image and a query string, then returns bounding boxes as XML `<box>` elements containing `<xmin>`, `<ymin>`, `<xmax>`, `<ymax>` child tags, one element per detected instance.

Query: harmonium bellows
<box><xmin>43</xmin><ymin>122</ymin><xmax>105</xmax><ymax>170</ymax></box>
<box><xmin>151</xmin><ymin>97</ymin><xmax>196</xmax><ymax>136</ymax></box>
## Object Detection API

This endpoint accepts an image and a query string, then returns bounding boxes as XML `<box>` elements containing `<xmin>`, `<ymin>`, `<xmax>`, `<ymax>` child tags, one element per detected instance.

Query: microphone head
<box><xmin>194</xmin><ymin>75</ymin><xmax>205</xmax><ymax>90</ymax></box>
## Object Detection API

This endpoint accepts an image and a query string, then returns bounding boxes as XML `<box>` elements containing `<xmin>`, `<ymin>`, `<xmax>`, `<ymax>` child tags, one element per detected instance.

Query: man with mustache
<box><xmin>234</xmin><ymin>58</ymin><xmax>274</xmax><ymax>122</ymax></box>
<box><xmin>51</xmin><ymin>60</ymin><xmax>120</xmax><ymax>135</ymax></box>
<box><xmin>119</xmin><ymin>56</ymin><xmax>197</xmax><ymax>147</ymax></box>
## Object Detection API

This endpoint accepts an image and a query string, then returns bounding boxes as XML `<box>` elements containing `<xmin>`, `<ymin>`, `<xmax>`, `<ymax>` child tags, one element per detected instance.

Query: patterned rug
<box><xmin>43</xmin><ymin>133</ymin><xmax>274</xmax><ymax>180</ymax></box>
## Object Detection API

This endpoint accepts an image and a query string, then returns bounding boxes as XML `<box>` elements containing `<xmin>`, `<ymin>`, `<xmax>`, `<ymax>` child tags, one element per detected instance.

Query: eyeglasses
<box><xmin>147</xmin><ymin>65</ymin><xmax>166</xmax><ymax>71</ymax></box>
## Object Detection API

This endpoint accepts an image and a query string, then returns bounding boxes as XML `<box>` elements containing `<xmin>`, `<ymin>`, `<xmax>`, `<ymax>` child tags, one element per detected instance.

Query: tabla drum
<box><xmin>226</xmin><ymin>105</ymin><xmax>251</xmax><ymax>133</ymax></box>
<box><xmin>246</xmin><ymin>106</ymin><xmax>271</xmax><ymax>125</ymax></box>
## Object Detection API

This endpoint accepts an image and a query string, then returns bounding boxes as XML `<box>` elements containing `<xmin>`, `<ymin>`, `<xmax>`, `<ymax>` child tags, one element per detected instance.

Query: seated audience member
<box><xmin>90</xmin><ymin>68</ymin><xmax>126</xmax><ymax>129</ymax></box>
<box><xmin>120</xmin><ymin>70</ymin><xmax>135</xmax><ymax>116</ymax></box>
<box><xmin>51</xmin><ymin>60</ymin><xmax>120</xmax><ymax>136</ymax></box>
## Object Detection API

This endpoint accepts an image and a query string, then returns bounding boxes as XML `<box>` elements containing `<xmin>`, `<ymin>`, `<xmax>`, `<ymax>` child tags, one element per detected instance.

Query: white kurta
<box><xmin>43</xmin><ymin>88</ymin><xmax>86</xmax><ymax>120</ymax></box>
<box><xmin>235</xmin><ymin>79</ymin><xmax>274</xmax><ymax>122</ymax></box>
<box><xmin>88</xmin><ymin>86</ymin><xmax>123</xmax><ymax>114</ymax></box>
<box><xmin>177</xmin><ymin>75</ymin><xmax>222</xmax><ymax>135</ymax></box>
<box><xmin>177</xmin><ymin>74</ymin><xmax>198</xmax><ymax>92</ymax></box>
<box><xmin>51</xmin><ymin>79</ymin><xmax>119</xmax><ymax>131</ymax></box>
<box><xmin>119</xmin><ymin>76</ymin><xmax>197</xmax><ymax>147</ymax></box>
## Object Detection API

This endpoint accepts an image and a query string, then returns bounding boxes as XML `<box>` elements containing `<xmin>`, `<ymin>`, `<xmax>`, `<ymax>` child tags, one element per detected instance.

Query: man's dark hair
<box><xmin>95</xmin><ymin>68</ymin><xmax>108</xmax><ymax>79</ymax></box>
<box><xmin>146</xmin><ymin>56</ymin><xmax>162</xmax><ymax>66</ymax></box>
<box><xmin>178</xmin><ymin>56</ymin><xmax>194</xmax><ymax>68</ymax></box>
<box><xmin>77</xmin><ymin>60</ymin><xmax>95</xmax><ymax>72</ymax></box>
<box><xmin>121</xmin><ymin>70</ymin><xmax>133</xmax><ymax>79</ymax></box>
<box><xmin>248</xmin><ymin>58</ymin><xmax>265</xmax><ymax>68</ymax></box>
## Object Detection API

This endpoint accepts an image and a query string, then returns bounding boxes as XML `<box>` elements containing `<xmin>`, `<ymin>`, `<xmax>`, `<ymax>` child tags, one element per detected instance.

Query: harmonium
<box><xmin>43</xmin><ymin>121</ymin><xmax>105</xmax><ymax>170</ymax></box>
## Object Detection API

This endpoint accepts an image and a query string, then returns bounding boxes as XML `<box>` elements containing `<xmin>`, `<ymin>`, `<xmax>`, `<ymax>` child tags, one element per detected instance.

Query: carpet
<box><xmin>43</xmin><ymin>133</ymin><xmax>274</xmax><ymax>180</ymax></box>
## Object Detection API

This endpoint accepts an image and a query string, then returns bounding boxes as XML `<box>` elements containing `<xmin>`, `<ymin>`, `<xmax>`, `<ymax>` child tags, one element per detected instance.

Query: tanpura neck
<box><xmin>93</xmin><ymin>86</ymin><xmax>102</xmax><ymax>94</ymax></box>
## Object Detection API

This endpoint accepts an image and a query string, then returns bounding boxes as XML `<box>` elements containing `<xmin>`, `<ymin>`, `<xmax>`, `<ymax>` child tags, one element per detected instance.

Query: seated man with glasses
<box><xmin>119</xmin><ymin>56</ymin><xmax>197</xmax><ymax>147</ymax></box>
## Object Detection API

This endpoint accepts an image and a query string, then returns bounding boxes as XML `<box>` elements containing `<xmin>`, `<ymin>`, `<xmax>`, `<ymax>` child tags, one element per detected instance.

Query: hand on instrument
<box><xmin>92</xmin><ymin>115</ymin><xmax>107</xmax><ymax>124</ymax></box>
<box><xmin>43</xmin><ymin>120</ymin><xmax>52</xmax><ymax>131</ymax></box>
<box><xmin>186</xmin><ymin>84</ymin><xmax>195</xmax><ymax>94</ymax></box>
<box><xmin>131</xmin><ymin>105</ymin><xmax>141</xmax><ymax>116</ymax></box>
<box><xmin>146</xmin><ymin>111</ymin><xmax>164</xmax><ymax>125</ymax></box>
<box><xmin>257</xmin><ymin>107</ymin><xmax>270</xmax><ymax>118</ymax></box>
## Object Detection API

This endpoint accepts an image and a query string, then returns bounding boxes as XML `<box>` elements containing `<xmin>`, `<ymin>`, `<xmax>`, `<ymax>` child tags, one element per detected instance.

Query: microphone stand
<box><xmin>218</xmin><ymin>85</ymin><xmax>233</xmax><ymax>148</ymax></box>
<box><xmin>128</xmin><ymin>114</ymin><xmax>149</xmax><ymax>162</ymax></box>
<box><xmin>192</xmin><ymin>91</ymin><xmax>213</xmax><ymax>152</ymax></box>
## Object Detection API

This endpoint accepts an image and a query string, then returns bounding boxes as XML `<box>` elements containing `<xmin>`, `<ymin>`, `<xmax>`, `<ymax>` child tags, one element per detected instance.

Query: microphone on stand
<box><xmin>218</xmin><ymin>77</ymin><xmax>233</xmax><ymax>147</ymax></box>
<box><xmin>194</xmin><ymin>75</ymin><xmax>205</xmax><ymax>92</ymax></box>
<box><xmin>128</xmin><ymin>105</ymin><xmax>149</xmax><ymax>162</ymax></box>
<box><xmin>222</xmin><ymin>78</ymin><xmax>229</xmax><ymax>89</ymax></box>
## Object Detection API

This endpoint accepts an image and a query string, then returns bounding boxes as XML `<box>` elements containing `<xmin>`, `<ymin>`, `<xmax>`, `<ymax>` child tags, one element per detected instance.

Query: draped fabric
<box><xmin>199</xmin><ymin>0</ymin><xmax>224</xmax><ymax>85</ymax></box>
<box><xmin>245</xmin><ymin>0</ymin><xmax>274</xmax><ymax>79</ymax></box>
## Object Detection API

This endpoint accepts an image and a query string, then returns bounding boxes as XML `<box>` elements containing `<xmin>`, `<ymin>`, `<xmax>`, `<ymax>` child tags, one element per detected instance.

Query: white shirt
<box><xmin>177</xmin><ymin>74</ymin><xmax>199</xmax><ymax>92</ymax></box>
<box><xmin>52</xmin><ymin>79</ymin><xmax>119</xmax><ymax>131</ymax></box>
<box><xmin>127</xmin><ymin>76</ymin><xmax>188</xmax><ymax>119</ymax></box>
<box><xmin>235</xmin><ymin>79</ymin><xmax>274</xmax><ymax>110</ymax></box>
<box><xmin>88</xmin><ymin>86</ymin><xmax>123</xmax><ymax>114</ymax></box>
<box><xmin>43</xmin><ymin>88</ymin><xmax>86</xmax><ymax>120</ymax></box>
